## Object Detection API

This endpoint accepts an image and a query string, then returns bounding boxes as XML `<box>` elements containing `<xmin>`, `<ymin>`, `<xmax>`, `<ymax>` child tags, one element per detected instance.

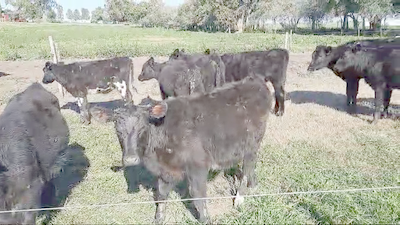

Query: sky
<box><xmin>0</xmin><ymin>0</ymin><xmax>185</xmax><ymax>12</ymax></box>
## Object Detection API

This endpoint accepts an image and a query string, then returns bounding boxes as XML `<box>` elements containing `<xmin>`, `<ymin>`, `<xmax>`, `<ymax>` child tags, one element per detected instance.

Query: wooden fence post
<box><xmin>284</xmin><ymin>32</ymin><xmax>289</xmax><ymax>50</ymax></box>
<box><xmin>48</xmin><ymin>36</ymin><xmax>65</xmax><ymax>97</ymax></box>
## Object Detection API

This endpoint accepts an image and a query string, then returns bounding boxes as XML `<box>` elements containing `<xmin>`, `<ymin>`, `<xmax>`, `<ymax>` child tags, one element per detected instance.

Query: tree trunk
<box><xmin>311</xmin><ymin>17</ymin><xmax>316</xmax><ymax>30</ymax></box>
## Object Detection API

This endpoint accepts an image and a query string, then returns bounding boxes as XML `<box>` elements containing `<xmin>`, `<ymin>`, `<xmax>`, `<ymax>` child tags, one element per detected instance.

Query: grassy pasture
<box><xmin>0</xmin><ymin>23</ymin><xmax>399</xmax><ymax>224</ymax></box>
<box><xmin>0</xmin><ymin>22</ymin><xmax>388</xmax><ymax>61</ymax></box>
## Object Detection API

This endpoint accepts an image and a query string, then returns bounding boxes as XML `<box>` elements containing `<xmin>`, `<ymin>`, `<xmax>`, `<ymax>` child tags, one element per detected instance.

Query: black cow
<box><xmin>0</xmin><ymin>83</ymin><xmax>70</xmax><ymax>224</ymax></box>
<box><xmin>168</xmin><ymin>48</ymin><xmax>226</xmax><ymax>88</ymax></box>
<box><xmin>333</xmin><ymin>43</ymin><xmax>400</xmax><ymax>123</ymax></box>
<box><xmin>138</xmin><ymin>56</ymin><xmax>223</xmax><ymax>99</ymax></box>
<box><xmin>113</xmin><ymin>75</ymin><xmax>272</xmax><ymax>224</ymax></box>
<box><xmin>199</xmin><ymin>48</ymin><xmax>289</xmax><ymax>116</ymax></box>
<box><xmin>307</xmin><ymin>38</ymin><xmax>400</xmax><ymax>116</ymax></box>
<box><xmin>42</xmin><ymin>57</ymin><xmax>135</xmax><ymax>125</ymax></box>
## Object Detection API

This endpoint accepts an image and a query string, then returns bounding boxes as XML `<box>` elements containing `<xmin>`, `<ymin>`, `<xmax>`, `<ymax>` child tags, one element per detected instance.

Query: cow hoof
<box><xmin>233</xmin><ymin>192</ymin><xmax>245</xmax><ymax>208</ymax></box>
<box><xmin>154</xmin><ymin>215</ymin><xmax>165</xmax><ymax>225</ymax></box>
<box><xmin>275</xmin><ymin>110</ymin><xmax>284</xmax><ymax>117</ymax></box>
<box><xmin>370</xmin><ymin>119</ymin><xmax>379</xmax><ymax>125</ymax></box>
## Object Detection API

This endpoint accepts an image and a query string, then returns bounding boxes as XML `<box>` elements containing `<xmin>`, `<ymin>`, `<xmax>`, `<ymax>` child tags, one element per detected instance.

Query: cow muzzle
<box><xmin>123</xmin><ymin>156</ymin><xmax>140</xmax><ymax>167</ymax></box>
<box><xmin>307</xmin><ymin>65</ymin><xmax>315</xmax><ymax>72</ymax></box>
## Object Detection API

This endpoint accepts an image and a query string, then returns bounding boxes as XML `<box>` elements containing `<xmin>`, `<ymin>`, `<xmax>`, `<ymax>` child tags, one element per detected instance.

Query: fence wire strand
<box><xmin>0</xmin><ymin>185</ymin><xmax>399</xmax><ymax>214</ymax></box>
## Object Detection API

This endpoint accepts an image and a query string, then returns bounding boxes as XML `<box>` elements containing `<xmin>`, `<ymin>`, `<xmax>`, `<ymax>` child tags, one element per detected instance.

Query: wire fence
<box><xmin>1</xmin><ymin>185</ymin><xmax>399</xmax><ymax>214</ymax></box>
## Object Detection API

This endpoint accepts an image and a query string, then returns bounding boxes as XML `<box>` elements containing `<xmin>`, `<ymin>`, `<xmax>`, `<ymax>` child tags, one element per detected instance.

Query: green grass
<box><xmin>33</xmin><ymin>111</ymin><xmax>400</xmax><ymax>224</ymax></box>
<box><xmin>0</xmin><ymin>22</ymin><xmax>387</xmax><ymax>61</ymax></box>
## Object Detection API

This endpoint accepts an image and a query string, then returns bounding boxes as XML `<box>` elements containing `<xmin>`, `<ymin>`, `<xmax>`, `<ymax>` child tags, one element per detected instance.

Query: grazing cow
<box><xmin>42</xmin><ymin>57</ymin><xmax>135</xmax><ymax>125</ymax></box>
<box><xmin>200</xmin><ymin>48</ymin><xmax>289</xmax><ymax>116</ymax></box>
<box><xmin>333</xmin><ymin>43</ymin><xmax>400</xmax><ymax>123</ymax></box>
<box><xmin>168</xmin><ymin>49</ymin><xmax>226</xmax><ymax>88</ymax></box>
<box><xmin>307</xmin><ymin>38</ymin><xmax>400</xmax><ymax>115</ymax></box>
<box><xmin>138</xmin><ymin>56</ymin><xmax>222</xmax><ymax>99</ymax></box>
<box><xmin>113</xmin><ymin>75</ymin><xmax>272</xmax><ymax>224</ymax></box>
<box><xmin>0</xmin><ymin>83</ymin><xmax>70</xmax><ymax>224</ymax></box>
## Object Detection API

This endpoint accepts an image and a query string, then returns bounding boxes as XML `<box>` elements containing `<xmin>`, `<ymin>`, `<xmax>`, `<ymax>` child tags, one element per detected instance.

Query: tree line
<box><xmin>1</xmin><ymin>0</ymin><xmax>399</xmax><ymax>33</ymax></box>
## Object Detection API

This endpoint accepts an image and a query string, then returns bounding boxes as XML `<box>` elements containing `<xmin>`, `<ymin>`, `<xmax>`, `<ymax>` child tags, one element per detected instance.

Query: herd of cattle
<box><xmin>0</xmin><ymin>37</ymin><xmax>399</xmax><ymax>224</ymax></box>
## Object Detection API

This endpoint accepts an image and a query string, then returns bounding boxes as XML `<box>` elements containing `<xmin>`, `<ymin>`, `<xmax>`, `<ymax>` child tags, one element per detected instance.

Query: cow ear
<box><xmin>45</xmin><ymin>61</ymin><xmax>53</xmax><ymax>69</ymax></box>
<box><xmin>325</xmin><ymin>46</ymin><xmax>332</xmax><ymax>55</ymax></box>
<box><xmin>205</xmin><ymin>49</ymin><xmax>210</xmax><ymax>54</ymax></box>
<box><xmin>352</xmin><ymin>43</ymin><xmax>362</xmax><ymax>53</ymax></box>
<box><xmin>172</xmin><ymin>49</ymin><xmax>180</xmax><ymax>55</ymax></box>
<box><xmin>149</xmin><ymin>102</ymin><xmax>167</xmax><ymax>120</ymax></box>
<box><xmin>148</xmin><ymin>57</ymin><xmax>154</xmax><ymax>66</ymax></box>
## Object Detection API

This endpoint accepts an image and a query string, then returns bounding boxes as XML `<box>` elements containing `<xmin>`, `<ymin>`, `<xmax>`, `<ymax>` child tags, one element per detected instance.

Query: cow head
<box><xmin>119</xmin><ymin>97</ymin><xmax>165</xmax><ymax>167</ymax></box>
<box><xmin>168</xmin><ymin>48</ymin><xmax>185</xmax><ymax>60</ymax></box>
<box><xmin>138</xmin><ymin>57</ymin><xmax>158</xmax><ymax>82</ymax></box>
<box><xmin>307</xmin><ymin>45</ymin><xmax>333</xmax><ymax>71</ymax></box>
<box><xmin>42</xmin><ymin>61</ymin><xmax>56</xmax><ymax>84</ymax></box>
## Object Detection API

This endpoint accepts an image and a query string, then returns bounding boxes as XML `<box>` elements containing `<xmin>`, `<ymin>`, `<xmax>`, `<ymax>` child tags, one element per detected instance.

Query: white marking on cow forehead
<box><xmin>76</xmin><ymin>97</ymin><xmax>84</xmax><ymax>108</ymax></box>
<box><xmin>114</xmin><ymin>80</ymin><xmax>127</xmax><ymax>98</ymax></box>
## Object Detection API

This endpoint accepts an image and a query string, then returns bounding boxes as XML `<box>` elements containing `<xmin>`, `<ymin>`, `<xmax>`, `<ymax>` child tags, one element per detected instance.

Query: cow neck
<box><xmin>327</xmin><ymin>47</ymin><xmax>343</xmax><ymax>71</ymax></box>
<box><xmin>154</xmin><ymin>62</ymin><xmax>167</xmax><ymax>74</ymax></box>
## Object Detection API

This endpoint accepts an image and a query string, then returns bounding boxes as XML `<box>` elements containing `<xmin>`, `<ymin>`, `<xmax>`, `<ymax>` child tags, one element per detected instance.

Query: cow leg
<box><xmin>272</xmin><ymin>82</ymin><xmax>285</xmax><ymax>117</ymax></box>
<box><xmin>234</xmin><ymin>152</ymin><xmax>257</xmax><ymax>208</ymax></box>
<box><xmin>14</xmin><ymin>178</ymin><xmax>45</xmax><ymax>224</ymax></box>
<box><xmin>383</xmin><ymin>88</ymin><xmax>392</xmax><ymax>118</ymax></box>
<box><xmin>77</xmin><ymin>97</ymin><xmax>90</xmax><ymax>125</ymax></box>
<box><xmin>159</xmin><ymin>87</ymin><xmax>167</xmax><ymax>100</ymax></box>
<box><xmin>346</xmin><ymin>78</ymin><xmax>360</xmax><ymax>114</ymax></box>
<box><xmin>372</xmin><ymin>86</ymin><xmax>385</xmax><ymax>124</ymax></box>
<box><xmin>187</xmin><ymin>168</ymin><xmax>210</xmax><ymax>224</ymax></box>
<box><xmin>154</xmin><ymin>178</ymin><xmax>176</xmax><ymax>224</ymax></box>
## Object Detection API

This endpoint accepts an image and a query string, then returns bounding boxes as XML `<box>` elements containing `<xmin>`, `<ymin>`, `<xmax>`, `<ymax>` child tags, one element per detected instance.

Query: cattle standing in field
<box><xmin>333</xmin><ymin>43</ymin><xmax>400</xmax><ymax>123</ymax></box>
<box><xmin>0</xmin><ymin>83</ymin><xmax>70</xmax><ymax>224</ymax></box>
<box><xmin>168</xmin><ymin>48</ymin><xmax>226</xmax><ymax>88</ymax></box>
<box><xmin>307</xmin><ymin>38</ymin><xmax>400</xmax><ymax>117</ymax></box>
<box><xmin>138</xmin><ymin>56</ymin><xmax>224</xmax><ymax>99</ymax></box>
<box><xmin>198</xmin><ymin>48</ymin><xmax>289</xmax><ymax>117</ymax></box>
<box><xmin>42</xmin><ymin>57</ymin><xmax>135</xmax><ymax>125</ymax></box>
<box><xmin>112</xmin><ymin>76</ymin><xmax>272</xmax><ymax>224</ymax></box>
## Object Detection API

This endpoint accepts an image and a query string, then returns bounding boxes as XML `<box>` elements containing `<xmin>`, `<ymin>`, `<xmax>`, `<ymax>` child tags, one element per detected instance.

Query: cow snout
<box><xmin>42</xmin><ymin>75</ymin><xmax>55</xmax><ymax>84</ymax></box>
<box><xmin>307</xmin><ymin>65</ymin><xmax>315</xmax><ymax>72</ymax></box>
<box><xmin>123</xmin><ymin>156</ymin><xmax>140</xmax><ymax>166</ymax></box>
<box><xmin>138</xmin><ymin>74</ymin><xmax>145</xmax><ymax>81</ymax></box>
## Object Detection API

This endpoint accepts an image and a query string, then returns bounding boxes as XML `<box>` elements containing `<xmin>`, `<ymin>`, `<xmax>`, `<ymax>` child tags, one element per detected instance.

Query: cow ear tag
<box><xmin>150</xmin><ymin>102</ymin><xmax>168</xmax><ymax>119</ymax></box>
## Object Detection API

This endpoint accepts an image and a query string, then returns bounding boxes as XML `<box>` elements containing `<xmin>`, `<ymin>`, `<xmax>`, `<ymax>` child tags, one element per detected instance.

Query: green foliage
<box><xmin>46</xmin><ymin>8</ymin><xmax>56</xmax><ymax>22</ymax></box>
<box><xmin>56</xmin><ymin>5</ymin><xmax>64</xmax><ymax>21</ymax></box>
<box><xmin>73</xmin><ymin>9</ymin><xmax>81</xmax><ymax>21</ymax></box>
<box><xmin>81</xmin><ymin>8</ymin><xmax>90</xmax><ymax>21</ymax></box>
<box><xmin>66</xmin><ymin>9</ymin><xmax>73</xmax><ymax>20</ymax></box>
<box><xmin>91</xmin><ymin>7</ymin><xmax>107</xmax><ymax>23</ymax></box>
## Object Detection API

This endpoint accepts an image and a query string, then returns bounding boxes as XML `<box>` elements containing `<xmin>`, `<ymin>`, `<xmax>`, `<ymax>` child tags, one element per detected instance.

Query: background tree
<box><xmin>4</xmin><ymin>0</ymin><xmax>58</xmax><ymax>20</ymax></box>
<box><xmin>46</xmin><ymin>7</ymin><xmax>56</xmax><ymax>22</ymax></box>
<box><xmin>56</xmin><ymin>5</ymin><xmax>64</xmax><ymax>21</ymax></box>
<box><xmin>81</xmin><ymin>8</ymin><xmax>90</xmax><ymax>20</ymax></box>
<box><xmin>91</xmin><ymin>7</ymin><xmax>107</xmax><ymax>23</ymax></box>
<box><xmin>73</xmin><ymin>9</ymin><xmax>81</xmax><ymax>21</ymax></box>
<box><xmin>66</xmin><ymin>8</ymin><xmax>73</xmax><ymax>20</ymax></box>
<box><xmin>105</xmin><ymin>0</ymin><xmax>133</xmax><ymax>23</ymax></box>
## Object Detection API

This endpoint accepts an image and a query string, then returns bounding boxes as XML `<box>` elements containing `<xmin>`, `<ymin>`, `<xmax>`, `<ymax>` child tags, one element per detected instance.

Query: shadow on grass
<box><xmin>110</xmin><ymin>163</ymin><xmax>240</xmax><ymax>221</ymax></box>
<box><xmin>288</xmin><ymin>91</ymin><xmax>400</xmax><ymax>121</ymax></box>
<box><xmin>61</xmin><ymin>100</ymin><xmax>126</xmax><ymax>114</ymax></box>
<box><xmin>39</xmin><ymin>142</ymin><xmax>90</xmax><ymax>224</ymax></box>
